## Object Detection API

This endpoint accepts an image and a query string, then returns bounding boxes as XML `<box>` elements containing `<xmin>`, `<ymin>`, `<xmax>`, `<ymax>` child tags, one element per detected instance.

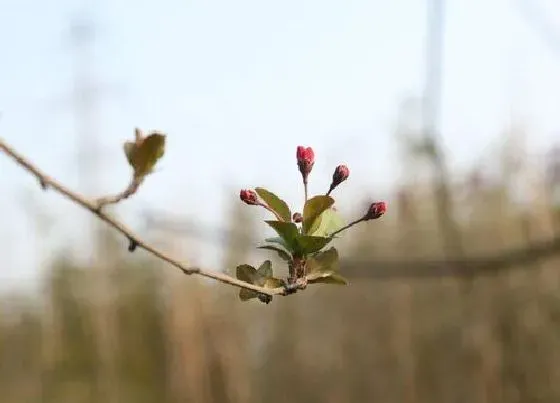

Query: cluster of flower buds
<box><xmin>240</xmin><ymin>145</ymin><xmax>387</xmax><ymax>225</ymax></box>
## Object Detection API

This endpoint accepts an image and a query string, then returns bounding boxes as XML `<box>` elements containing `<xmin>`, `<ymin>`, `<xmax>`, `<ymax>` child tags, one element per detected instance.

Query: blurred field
<box><xmin>1</xmin><ymin>135</ymin><xmax>559</xmax><ymax>403</ymax></box>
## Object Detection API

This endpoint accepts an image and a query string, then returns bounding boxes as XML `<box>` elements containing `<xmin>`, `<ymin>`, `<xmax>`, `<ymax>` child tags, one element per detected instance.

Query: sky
<box><xmin>1</xmin><ymin>0</ymin><xmax>559</xmax><ymax>293</ymax></box>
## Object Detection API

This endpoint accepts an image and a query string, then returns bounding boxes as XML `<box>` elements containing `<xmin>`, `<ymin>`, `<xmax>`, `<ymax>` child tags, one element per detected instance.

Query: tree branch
<box><xmin>0</xmin><ymin>137</ymin><xmax>286</xmax><ymax>297</ymax></box>
<box><xmin>95</xmin><ymin>176</ymin><xmax>143</xmax><ymax>209</ymax></box>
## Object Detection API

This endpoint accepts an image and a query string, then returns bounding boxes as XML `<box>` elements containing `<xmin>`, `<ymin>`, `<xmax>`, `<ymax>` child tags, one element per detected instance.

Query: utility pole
<box><xmin>422</xmin><ymin>0</ymin><xmax>464</xmax><ymax>260</ymax></box>
<box><xmin>65</xmin><ymin>9</ymin><xmax>119</xmax><ymax>403</ymax></box>
<box><xmin>69</xmin><ymin>14</ymin><xmax>99</xmax><ymax>198</ymax></box>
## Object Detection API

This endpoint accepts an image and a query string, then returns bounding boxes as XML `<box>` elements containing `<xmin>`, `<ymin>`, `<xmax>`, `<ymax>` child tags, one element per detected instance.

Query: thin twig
<box><xmin>328</xmin><ymin>217</ymin><xmax>364</xmax><ymax>238</ymax></box>
<box><xmin>95</xmin><ymin>176</ymin><xmax>143</xmax><ymax>209</ymax></box>
<box><xmin>0</xmin><ymin>137</ymin><xmax>285</xmax><ymax>297</ymax></box>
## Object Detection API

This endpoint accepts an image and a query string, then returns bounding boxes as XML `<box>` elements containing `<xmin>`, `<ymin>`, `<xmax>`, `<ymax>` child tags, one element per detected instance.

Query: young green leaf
<box><xmin>307</xmin><ymin>272</ymin><xmax>348</xmax><ymax>285</ymax></box>
<box><xmin>306</xmin><ymin>247</ymin><xmax>339</xmax><ymax>274</ymax></box>
<box><xmin>255</xmin><ymin>187</ymin><xmax>292</xmax><ymax>222</ymax></box>
<box><xmin>256</xmin><ymin>260</ymin><xmax>273</xmax><ymax>279</ymax></box>
<box><xmin>297</xmin><ymin>235</ymin><xmax>332</xmax><ymax>254</ymax></box>
<box><xmin>302</xmin><ymin>195</ymin><xmax>334</xmax><ymax>234</ymax></box>
<box><xmin>257</xmin><ymin>245</ymin><xmax>292</xmax><ymax>262</ymax></box>
<box><xmin>236</xmin><ymin>261</ymin><xmax>285</xmax><ymax>302</ymax></box>
<box><xmin>236</xmin><ymin>264</ymin><xmax>258</xmax><ymax>284</ymax></box>
<box><xmin>123</xmin><ymin>141</ymin><xmax>137</xmax><ymax>167</ymax></box>
<box><xmin>124</xmin><ymin>133</ymin><xmax>166</xmax><ymax>178</ymax></box>
<box><xmin>236</xmin><ymin>264</ymin><xmax>259</xmax><ymax>301</ymax></box>
<box><xmin>265</xmin><ymin>221</ymin><xmax>300</xmax><ymax>251</ymax></box>
<box><xmin>309</xmin><ymin>208</ymin><xmax>345</xmax><ymax>237</ymax></box>
<box><xmin>305</xmin><ymin>247</ymin><xmax>347</xmax><ymax>285</ymax></box>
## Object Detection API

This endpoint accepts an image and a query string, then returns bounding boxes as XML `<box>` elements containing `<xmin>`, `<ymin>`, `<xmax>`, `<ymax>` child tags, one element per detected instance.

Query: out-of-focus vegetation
<box><xmin>1</xmin><ymin>125</ymin><xmax>559</xmax><ymax>403</ymax></box>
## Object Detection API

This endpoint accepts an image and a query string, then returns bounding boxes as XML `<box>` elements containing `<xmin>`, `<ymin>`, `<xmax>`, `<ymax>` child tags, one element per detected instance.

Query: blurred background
<box><xmin>1</xmin><ymin>0</ymin><xmax>560</xmax><ymax>402</ymax></box>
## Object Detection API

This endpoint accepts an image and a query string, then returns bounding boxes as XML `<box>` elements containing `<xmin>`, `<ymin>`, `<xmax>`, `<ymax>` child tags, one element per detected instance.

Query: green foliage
<box><xmin>236</xmin><ymin>146</ymin><xmax>386</xmax><ymax>297</ymax></box>
<box><xmin>265</xmin><ymin>221</ymin><xmax>300</xmax><ymax>252</ymax></box>
<box><xmin>302</xmin><ymin>195</ymin><xmax>334</xmax><ymax>234</ymax></box>
<box><xmin>257</xmin><ymin>245</ymin><xmax>292</xmax><ymax>262</ymax></box>
<box><xmin>297</xmin><ymin>235</ymin><xmax>332</xmax><ymax>254</ymax></box>
<box><xmin>123</xmin><ymin>133</ymin><xmax>166</xmax><ymax>178</ymax></box>
<box><xmin>236</xmin><ymin>261</ymin><xmax>285</xmax><ymax>302</ymax></box>
<box><xmin>255</xmin><ymin>187</ymin><xmax>292</xmax><ymax>222</ymax></box>
<box><xmin>306</xmin><ymin>247</ymin><xmax>348</xmax><ymax>285</ymax></box>
<box><xmin>309</xmin><ymin>208</ymin><xmax>345</xmax><ymax>237</ymax></box>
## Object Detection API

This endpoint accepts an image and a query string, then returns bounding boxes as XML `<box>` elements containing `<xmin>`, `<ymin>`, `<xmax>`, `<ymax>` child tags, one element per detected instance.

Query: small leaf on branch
<box><xmin>255</xmin><ymin>187</ymin><xmax>292</xmax><ymax>222</ymax></box>
<box><xmin>305</xmin><ymin>247</ymin><xmax>347</xmax><ymax>285</ymax></box>
<box><xmin>297</xmin><ymin>235</ymin><xmax>332</xmax><ymax>254</ymax></box>
<box><xmin>307</xmin><ymin>272</ymin><xmax>348</xmax><ymax>285</ymax></box>
<box><xmin>256</xmin><ymin>260</ymin><xmax>273</xmax><ymax>278</ymax></box>
<box><xmin>236</xmin><ymin>264</ymin><xmax>258</xmax><ymax>284</ymax></box>
<box><xmin>309</xmin><ymin>208</ymin><xmax>345</xmax><ymax>237</ymax></box>
<box><xmin>302</xmin><ymin>195</ymin><xmax>334</xmax><ymax>234</ymax></box>
<box><xmin>236</xmin><ymin>261</ymin><xmax>285</xmax><ymax>302</ymax></box>
<box><xmin>123</xmin><ymin>131</ymin><xmax>166</xmax><ymax>178</ymax></box>
<box><xmin>306</xmin><ymin>247</ymin><xmax>339</xmax><ymax>275</ymax></box>
<box><xmin>257</xmin><ymin>245</ymin><xmax>292</xmax><ymax>262</ymax></box>
<box><xmin>305</xmin><ymin>248</ymin><xmax>348</xmax><ymax>285</ymax></box>
<box><xmin>265</xmin><ymin>221</ymin><xmax>300</xmax><ymax>252</ymax></box>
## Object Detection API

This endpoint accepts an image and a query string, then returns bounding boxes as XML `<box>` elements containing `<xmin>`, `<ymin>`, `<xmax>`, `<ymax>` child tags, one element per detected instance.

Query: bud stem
<box><xmin>327</xmin><ymin>217</ymin><xmax>365</xmax><ymax>238</ymax></box>
<box><xmin>259</xmin><ymin>202</ymin><xmax>285</xmax><ymax>222</ymax></box>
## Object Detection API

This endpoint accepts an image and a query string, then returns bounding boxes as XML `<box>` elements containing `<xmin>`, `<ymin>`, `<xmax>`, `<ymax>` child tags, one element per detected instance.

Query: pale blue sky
<box><xmin>1</xmin><ymin>0</ymin><xmax>559</xmax><ymax>292</ymax></box>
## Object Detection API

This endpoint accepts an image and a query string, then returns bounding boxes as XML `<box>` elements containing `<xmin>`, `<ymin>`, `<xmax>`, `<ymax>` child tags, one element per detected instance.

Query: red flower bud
<box><xmin>240</xmin><ymin>189</ymin><xmax>259</xmax><ymax>205</ymax></box>
<box><xmin>329</xmin><ymin>164</ymin><xmax>350</xmax><ymax>192</ymax></box>
<box><xmin>296</xmin><ymin>145</ymin><xmax>315</xmax><ymax>179</ymax></box>
<box><xmin>292</xmin><ymin>212</ymin><xmax>303</xmax><ymax>223</ymax></box>
<box><xmin>364</xmin><ymin>201</ymin><xmax>387</xmax><ymax>220</ymax></box>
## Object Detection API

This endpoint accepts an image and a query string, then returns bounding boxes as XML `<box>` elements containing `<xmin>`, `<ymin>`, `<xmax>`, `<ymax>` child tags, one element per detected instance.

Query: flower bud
<box><xmin>239</xmin><ymin>189</ymin><xmax>259</xmax><ymax>205</ymax></box>
<box><xmin>292</xmin><ymin>212</ymin><xmax>303</xmax><ymax>223</ymax></box>
<box><xmin>329</xmin><ymin>164</ymin><xmax>350</xmax><ymax>192</ymax></box>
<box><xmin>296</xmin><ymin>146</ymin><xmax>315</xmax><ymax>179</ymax></box>
<box><xmin>364</xmin><ymin>201</ymin><xmax>387</xmax><ymax>220</ymax></box>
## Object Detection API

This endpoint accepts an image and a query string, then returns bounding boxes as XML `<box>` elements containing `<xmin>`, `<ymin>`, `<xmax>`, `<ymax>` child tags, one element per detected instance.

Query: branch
<box><xmin>0</xmin><ymin>137</ymin><xmax>286</xmax><ymax>297</ymax></box>
<box><xmin>95</xmin><ymin>176</ymin><xmax>143</xmax><ymax>209</ymax></box>
<box><xmin>143</xmin><ymin>210</ymin><xmax>560</xmax><ymax>279</ymax></box>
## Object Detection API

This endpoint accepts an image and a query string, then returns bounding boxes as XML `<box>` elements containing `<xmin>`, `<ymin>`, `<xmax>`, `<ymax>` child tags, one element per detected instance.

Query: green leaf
<box><xmin>123</xmin><ymin>133</ymin><xmax>166</xmax><ymax>178</ymax></box>
<box><xmin>236</xmin><ymin>262</ymin><xmax>285</xmax><ymax>302</ymax></box>
<box><xmin>255</xmin><ymin>187</ymin><xmax>292</xmax><ymax>222</ymax></box>
<box><xmin>307</xmin><ymin>272</ymin><xmax>348</xmax><ymax>285</ymax></box>
<box><xmin>256</xmin><ymin>260</ymin><xmax>273</xmax><ymax>279</ymax></box>
<box><xmin>302</xmin><ymin>195</ymin><xmax>334</xmax><ymax>234</ymax></box>
<box><xmin>264</xmin><ymin>237</ymin><xmax>288</xmax><ymax>247</ymax></box>
<box><xmin>239</xmin><ymin>288</ymin><xmax>259</xmax><ymax>301</ymax></box>
<box><xmin>257</xmin><ymin>245</ymin><xmax>292</xmax><ymax>262</ymax></box>
<box><xmin>265</xmin><ymin>221</ymin><xmax>299</xmax><ymax>251</ymax></box>
<box><xmin>309</xmin><ymin>208</ymin><xmax>345</xmax><ymax>237</ymax></box>
<box><xmin>297</xmin><ymin>235</ymin><xmax>332</xmax><ymax>254</ymax></box>
<box><xmin>236</xmin><ymin>264</ymin><xmax>259</xmax><ymax>301</ymax></box>
<box><xmin>123</xmin><ymin>142</ymin><xmax>136</xmax><ymax>167</ymax></box>
<box><xmin>306</xmin><ymin>247</ymin><xmax>340</xmax><ymax>276</ymax></box>
<box><xmin>236</xmin><ymin>264</ymin><xmax>258</xmax><ymax>284</ymax></box>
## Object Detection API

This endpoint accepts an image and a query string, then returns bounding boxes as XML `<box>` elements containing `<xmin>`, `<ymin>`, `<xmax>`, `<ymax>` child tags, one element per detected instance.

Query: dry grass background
<box><xmin>1</xmin><ymin>134</ymin><xmax>559</xmax><ymax>403</ymax></box>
